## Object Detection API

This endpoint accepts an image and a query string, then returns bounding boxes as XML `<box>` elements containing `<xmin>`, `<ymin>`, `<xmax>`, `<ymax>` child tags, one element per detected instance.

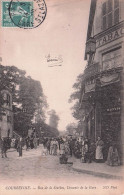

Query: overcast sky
<box><xmin>0</xmin><ymin>0</ymin><xmax>90</xmax><ymax>131</ymax></box>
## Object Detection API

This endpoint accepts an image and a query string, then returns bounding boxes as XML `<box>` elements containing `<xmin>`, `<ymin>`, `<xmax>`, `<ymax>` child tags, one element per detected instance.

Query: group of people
<box><xmin>0</xmin><ymin>135</ymin><xmax>40</xmax><ymax>158</ymax></box>
<box><xmin>40</xmin><ymin>136</ymin><xmax>121</xmax><ymax>166</ymax></box>
<box><xmin>0</xmin><ymin>135</ymin><xmax>121</xmax><ymax>166</ymax></box>
<box><xmin>67</xmin><ymin>136</ymin><xmax>121</xmax><ymax>166</ymax></box>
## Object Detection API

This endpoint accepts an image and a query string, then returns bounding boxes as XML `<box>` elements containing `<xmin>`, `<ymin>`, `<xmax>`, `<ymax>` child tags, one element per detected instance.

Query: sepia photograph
<box><xmin>0</xmin><ymin>0</ymin><xmax>124</xmax><ymax>194</ymax></box>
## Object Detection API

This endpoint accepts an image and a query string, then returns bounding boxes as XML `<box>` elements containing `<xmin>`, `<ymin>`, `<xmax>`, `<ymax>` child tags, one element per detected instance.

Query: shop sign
<box><xmin>107</xmin><ymin>107</ymin><xmax>120</xmax><ymax>112</ymax></box>
<box><xmin>96</xmin><ymin>27</ymin><xmax>124</xmax><ymax>48</ymax></box>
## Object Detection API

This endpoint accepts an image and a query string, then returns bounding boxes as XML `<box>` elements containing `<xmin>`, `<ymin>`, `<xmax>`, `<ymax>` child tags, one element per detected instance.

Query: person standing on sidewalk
<box><xmin>25</xmin><ymin>136</ymin><xmax>30</xmax><ymax>150</ymax></box>
<box><xmin>95</xmin><ymin>137</ymin><xmax>104</xmax><ymax>163</ymax></box>
<box><xmin>106</xmin><ymin>142</ymin><xmax>120</xmax><ymax>166</ymax></box>
<box><xmin>1</xmin><ymin>137</ymin><xmax>8</xmax><ymax>158</ymax></box>
<box><xmin>17</xmin><ymin>137</ymin><xmax>23</xmax><ymax>157</ymax></box>
<box><xmin>33</xmin><ymin>137</ymin><xmax>37</xmax><ymax>149</ymax></box>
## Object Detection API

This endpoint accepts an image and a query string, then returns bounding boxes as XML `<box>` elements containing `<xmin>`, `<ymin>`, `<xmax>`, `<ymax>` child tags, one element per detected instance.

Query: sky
<box><xmin>0</xmin><ymin>0</ymin><xmax>90</xmax><ymax>131</ymax></box>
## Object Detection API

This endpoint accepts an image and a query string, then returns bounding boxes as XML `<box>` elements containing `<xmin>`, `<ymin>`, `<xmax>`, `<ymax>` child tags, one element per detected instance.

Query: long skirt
<box><xmin>96</xmin><ymin>146</ymin><xmax>103</xmax><ymax>160</ymax></box>
<box><xmin>106</xmin><ymin>147</ymin><xmax>120</xmax><ymax>166</ymax></box>
<box><xmin>53</xmin><ymin>145</ymin><xmax>57</xmax><ymax>155</ymax></box>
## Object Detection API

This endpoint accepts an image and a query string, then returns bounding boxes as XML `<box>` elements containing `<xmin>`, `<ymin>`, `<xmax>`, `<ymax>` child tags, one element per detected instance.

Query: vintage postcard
<box><xmin>0</xmin><ymin>0</ymin><xmax>124</xmax><ymax>195</ymax></box>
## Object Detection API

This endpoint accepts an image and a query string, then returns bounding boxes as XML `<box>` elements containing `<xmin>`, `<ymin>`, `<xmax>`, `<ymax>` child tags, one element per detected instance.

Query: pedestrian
<box><xmin>30</xmin><ymin>137</ymin><xmax>34</xmax><ymax>149</ymax></box>
<box><xmin>17</xmin><ymin>137</ymin><xmax>23</xmax><ymax>157</ymax></box>
<box><xmin>11</xmin><ymin>137</ymin><xmax>16</xmax><ymax>148</ymax></box>
<box><xmin>68</xmin><ymin>138</ymin><xmax>74</xmax><ymax>156</ymax></box>
<box><xmin>1</xmin><ymin>137</ymin><xmax>8</xmax><ymax>158</ymax></box>
<box><xmin>53</xmin><ymin>139</ymin><xmax>58</xmax><ymax>155</ymax></box>
<box><xmin>59</xmin><ymin>142</ymin><xmax>68</xmax><ymax>164</ymax></box>
<box><xmin>37</xmin><ymin>138</ymin><xmax>40</xmax><ymax>146</ymax></box>
<box><xmin>50</xmin><ymin>138</ymin><xmax>54</xmax><ymax>155</ymax></box>
<box><xmin>46</xmin><ymin>139</ymin><xmax>51</xmax><ymax>154</ymax></box>
<box><xmin>81</xmin><ymin>138</ymin><xmax>89</xmax><ymax>163</ymax></box>
<box><xmin>33</xmin><ymin>137</ymin><xmax>37</xmax><ymax>149</ymax></box>
<box><xmin>95</xmin><ymin>136</ymin><xmax>104</xmax><ymax>163</ymax></box>
<box><xmin>73</xmin><ymin>140</ymin><xmax>81</xmax><ymax>158</ymax></box>
<box><xmin>106</xmin><ymin>142</ymin><xmax>120</xmax><ymax>166</ymax></box>
<box><xmin>15</xmin><ymin>138</ymin><xmax>18</xmax><ymax>150</ymax></box>
<box><xmin>25</xmin><ymin>136</ymin><xmax>30</xmax><ymax>150</ymax></box>
<box><xmin>86</xmin><ymin>142</ymin><xmax>96</xmax><ymax>163</ymax></box>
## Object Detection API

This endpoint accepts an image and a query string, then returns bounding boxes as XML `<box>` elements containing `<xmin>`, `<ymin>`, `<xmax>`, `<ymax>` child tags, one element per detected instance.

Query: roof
<box><xmin>84</xmin><ymin>0</ymin><xmax>97</xmax><ymax>60</ymax></box>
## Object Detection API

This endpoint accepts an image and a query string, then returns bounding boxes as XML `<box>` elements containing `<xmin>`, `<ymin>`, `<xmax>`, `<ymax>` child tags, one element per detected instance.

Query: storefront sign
<box><xmin>96</xmin><ymin>27</ymin><xmax>124</xmax><ymax>48</ymax></box>
<box><xmin>107</xmin><ymin>107</ymin><xmax>120</xmax><ymax>112</ymax></box>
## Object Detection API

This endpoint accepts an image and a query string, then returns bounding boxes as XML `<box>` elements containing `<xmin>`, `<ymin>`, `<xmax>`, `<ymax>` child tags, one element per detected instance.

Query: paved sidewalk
<box><xmin>68</xmin><ymin>157</ymin><xmax>124</xmax><ymax>180</ymax></box>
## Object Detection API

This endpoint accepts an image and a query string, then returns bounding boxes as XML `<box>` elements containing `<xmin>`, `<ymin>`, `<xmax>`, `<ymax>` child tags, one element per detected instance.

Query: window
<box><xmin>102</xmin><ymin>0</ymin><xmax>119</xmax><ymax>30</ymax></box>
<box><xmin>102</xmin><ymin>47</ymin><xmax>122</xmax><ymax>70</ymax></box>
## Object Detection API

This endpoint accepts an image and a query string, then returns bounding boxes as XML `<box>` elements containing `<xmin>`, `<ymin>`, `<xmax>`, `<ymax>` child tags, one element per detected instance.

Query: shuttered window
<box><xmin>102</xmin><ymin>2</ymin><xmax>107</xmax><ymax>30</ymax></box>
<box><xmin>114</xmin><ymin>0</ymin><xmax>119</xmax><ymax>24</ymax></box>
<box><xmin>102</xmin><ymin>0</ymin><xmax>119</xmax><ymax>30</ymax></box>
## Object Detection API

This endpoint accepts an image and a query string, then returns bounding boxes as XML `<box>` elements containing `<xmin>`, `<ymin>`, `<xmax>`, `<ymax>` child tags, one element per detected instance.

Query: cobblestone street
<box><xmin>0</xmin><ymin>145</ymin><xmax>78</xmax><ymax>182</ymax></box>
<box><xmin>0</xmin><ymin>145</ymin><xmax>123</xmax><ymax>195</ymax></box>
<box><xmin>0</xmin><ymin>145</ymin><xmax>119</xmax><ymax>182</ymax></box>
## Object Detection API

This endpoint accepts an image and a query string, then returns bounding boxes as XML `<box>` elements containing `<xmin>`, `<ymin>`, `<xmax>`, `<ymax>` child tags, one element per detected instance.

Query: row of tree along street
<box><xmin>0</xmin><ymin>64</ymin><xmax>59</xmax><ymax>138</ymax></box>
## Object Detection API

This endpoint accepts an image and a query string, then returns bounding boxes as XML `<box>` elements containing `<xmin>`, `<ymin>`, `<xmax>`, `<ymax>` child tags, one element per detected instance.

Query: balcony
<box><xmin>84</xmin><ymin>62</ymin><xmax>99</xmax><ymax>79</ymax></box>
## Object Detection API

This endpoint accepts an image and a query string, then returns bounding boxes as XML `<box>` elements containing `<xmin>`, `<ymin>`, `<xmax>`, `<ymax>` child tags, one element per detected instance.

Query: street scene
<box><xmin>0</xmin><ymin>0</ymin><xmax>124</xmax><ymax>194</ymax></box>
<box><xmin>0</xmin><ymin>143</ymin><xmax>121</xmax><ymax>184</ymax></box>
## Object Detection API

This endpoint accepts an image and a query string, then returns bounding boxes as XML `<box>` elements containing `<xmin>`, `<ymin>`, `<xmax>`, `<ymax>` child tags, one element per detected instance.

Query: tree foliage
<box><xmin>66</xmin><ymin>122</ymin><xmax>77</xmax><ymax>135</ymax></box>
<box><xmin>69</xmin><ymin>73</ymin><xmax>84</xmax><ymax>121</ymax></box>
<box><xmin>48</xmin><ymin>109</ymin><xmax>60</xmax><ymax>129</ymax></box>
<box><xmin>0</xmin><ymin>65</ymin><xmax>48</xmax><ymax>136</ymax></box>
<box><xmin>34</xmin><ymin>121</ymin><xmax>59</xmax><ymax>138</ymax></box>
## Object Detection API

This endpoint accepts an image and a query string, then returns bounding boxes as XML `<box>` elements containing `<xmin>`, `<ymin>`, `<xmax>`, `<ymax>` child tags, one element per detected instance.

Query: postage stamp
<box><xmin>2</xmin><ymin>1</ymin><xmax>16</xmax><ymax>27</ymax></box>
<box><xmin>2</xmin><ymin>0</ymin><xmax>47</xmax><ymax>28</ymax></box>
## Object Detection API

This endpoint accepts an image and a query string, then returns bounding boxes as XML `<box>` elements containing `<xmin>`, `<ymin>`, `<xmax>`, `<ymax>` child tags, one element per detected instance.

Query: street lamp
<box><xmin>86</xmin><ymin>37</ymin><xmax>96</xmax><ymax>65</ymax></box>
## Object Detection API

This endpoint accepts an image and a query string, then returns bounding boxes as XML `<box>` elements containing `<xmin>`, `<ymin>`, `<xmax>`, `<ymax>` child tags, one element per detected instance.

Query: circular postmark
<box><xmin>9</xmin><ymin>0</ymin><xmax>47</xmax><ymax>29</ymax></box>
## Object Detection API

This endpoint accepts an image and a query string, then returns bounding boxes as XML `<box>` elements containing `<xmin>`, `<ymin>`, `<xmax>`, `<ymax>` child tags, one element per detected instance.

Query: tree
<box><xmin>66</xmin><ymin>123</ymin><xmax>77</xmax><ymax>135</ymax></box>
<box><xmin>0</xmin><ymin>65</ymin><xmax>48</xmax><ymax>136</ymax></box>
<box><xmin>69</xmin><ymin>73</ymin><xmax>84</xmax><ymax>121</ymax></box>
<box><xmin>48</xmin><ymin>109</ymin><xmax>60</xmax><ymax>129</ymax></box>
<box><xmin>33</xmin><ymin>121</ymin><xmax>59</xmax><ymax>138</ymax></box>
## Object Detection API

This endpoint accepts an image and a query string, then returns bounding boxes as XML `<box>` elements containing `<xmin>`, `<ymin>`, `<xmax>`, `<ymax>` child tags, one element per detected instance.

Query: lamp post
<box><xmin>86</xmin><ymin>37</ymin><xmax>96</xmax><ymax>65</ymax></box>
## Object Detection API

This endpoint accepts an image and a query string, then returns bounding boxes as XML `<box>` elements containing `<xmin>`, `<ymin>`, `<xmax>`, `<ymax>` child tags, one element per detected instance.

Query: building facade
<box><xmin>80</xmin><ymin>0</ymin><xmax>124</xmax><ymax>160</ymax></box>
<box><xmin>0</xmin><ymin>89</ymin><xmax>13</xmax><ymax>138</ymax></box>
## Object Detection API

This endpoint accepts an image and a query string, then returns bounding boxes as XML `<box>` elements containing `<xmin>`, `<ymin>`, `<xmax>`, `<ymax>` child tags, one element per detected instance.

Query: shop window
<box><xmin>102</xmin><ymin>47</ymin><xmax>121</xmax><ymax>70</ymax></box>
<box><xmin>102</xmin><ymin>0</ymin><xmax>119</xmax><ymax>30</ymax></box>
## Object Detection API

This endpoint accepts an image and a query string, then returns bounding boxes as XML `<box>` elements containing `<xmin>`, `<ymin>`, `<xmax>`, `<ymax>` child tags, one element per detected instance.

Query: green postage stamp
<box><xmin>2</xmin><ymin>1</ymin><xmax>33</xmax><ymax>27</ymax></box>
<box><xmin>1</xmin><ymin>0</ymin><xmax>47</xmax><ymax>28</ymax></box>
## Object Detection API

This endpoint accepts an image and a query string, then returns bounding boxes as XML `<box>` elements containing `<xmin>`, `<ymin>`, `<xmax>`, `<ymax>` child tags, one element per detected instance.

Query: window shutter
<box><xmin>102</xmin><ymin>2</ymin><xmax>107</xmax><ymax>15</ymax></box>
<box><xmin>103</xmin><ymin>16</ymin><xmax>107</xmax><ymax>30</ymax></box>
<box><xmin>102</xmin><ymin>2</ymin><xmax>107</xmax><ymax>30</ymax></box>
<box><xmin>108</xmin><ymin>12</ymin><xmax>112</xmax><ymax>27</ymax></box>
<box><xmin>108</xmin><ymin>0</ymin><xmax>112</xmax><ymax>12</ymax></box>
<box><xmin>114</xmin><ymin>0</ymin><xmax>119</xmax><ymax>9</ymax></box>
<box><xmin>114</xmin><ymin>8</ymin><xmax>119</xmax><ymax>24</ymax></box>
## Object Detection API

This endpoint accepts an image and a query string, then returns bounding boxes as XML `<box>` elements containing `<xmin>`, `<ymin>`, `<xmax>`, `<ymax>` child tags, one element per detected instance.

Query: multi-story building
<box><xmin>80</xmin><ymin>0</ymin><xmax>124</xmax><ymax>160</ymax></box>
<box><xmin>0</xmin><ymin>88</ymin><xmax>13</xmax><ymax>138</ymax></box>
